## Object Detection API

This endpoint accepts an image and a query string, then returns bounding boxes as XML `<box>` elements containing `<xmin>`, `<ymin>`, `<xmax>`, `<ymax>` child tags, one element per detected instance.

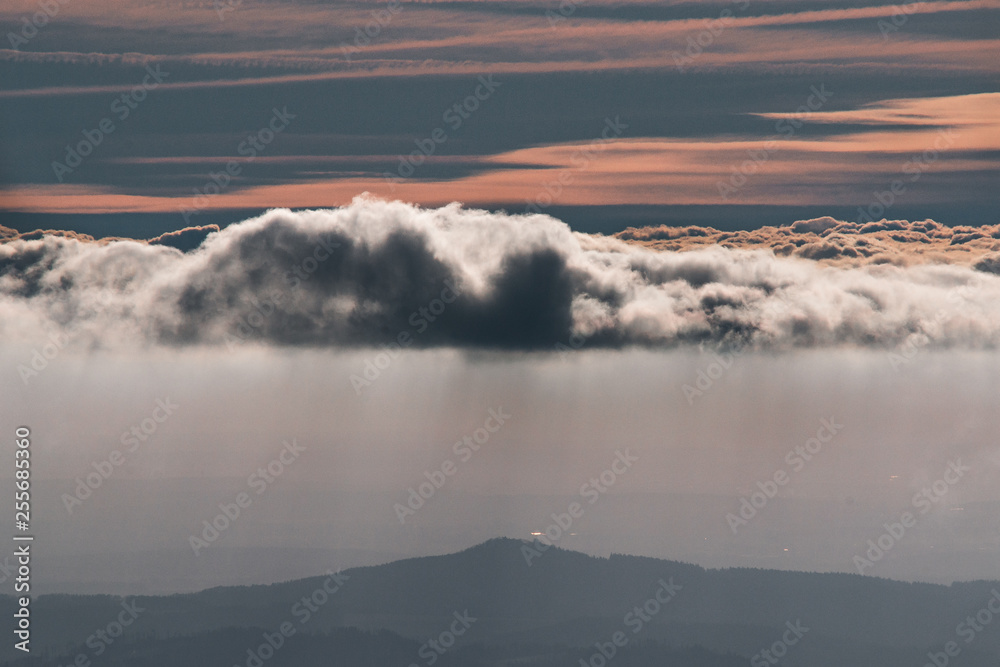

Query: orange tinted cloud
<box><xmin>617</xmin><ymin>216</ymin><xmax>1000</xmax><ymax>267</ymax></box>
<box><xmin>1</xmin><ymin>0</ymin><xmax>996</xmax><ymax>99</ymax></box>
<box><xmin>3</xmin><ymin>92</ymin><xmax>996</xmax><ymax>212</ymax></box>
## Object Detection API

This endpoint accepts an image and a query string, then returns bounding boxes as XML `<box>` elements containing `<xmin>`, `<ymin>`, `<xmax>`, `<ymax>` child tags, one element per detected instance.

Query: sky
<box><xmin>0</xmin><ymin>0</ymin><xmax>998</xmax><ymax>229</ymax></box>
<box><xmin>0</xmin><ymin>0</ymin><xmax>998</xmax><ymax>594</ymax></box>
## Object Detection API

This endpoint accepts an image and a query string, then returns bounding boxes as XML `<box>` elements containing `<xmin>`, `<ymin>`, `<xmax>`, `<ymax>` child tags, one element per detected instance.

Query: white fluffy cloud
<box><xmin>3</xmin><ymin>198</ymin><xmax>1000</xmax><ymax>350</ymax></box>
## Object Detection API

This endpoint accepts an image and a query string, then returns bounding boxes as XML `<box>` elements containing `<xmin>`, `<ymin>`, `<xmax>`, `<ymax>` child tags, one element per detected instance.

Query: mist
<box><xmin>3</xmin><ymin>344</ymin><xmax>997</xmax><ymax>592</ymax></box>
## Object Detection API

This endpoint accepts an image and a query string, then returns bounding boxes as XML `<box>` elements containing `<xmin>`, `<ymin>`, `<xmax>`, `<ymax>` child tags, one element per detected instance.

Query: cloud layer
<box><xmin>617</xmin><ymin>216</ymin><xmax>1000</xmax><ymax>266</ymax></box>
<box><xmin>3</xmin><ymin>198</ymin><xmax>1000</xmax><ymax>350</ymax></box>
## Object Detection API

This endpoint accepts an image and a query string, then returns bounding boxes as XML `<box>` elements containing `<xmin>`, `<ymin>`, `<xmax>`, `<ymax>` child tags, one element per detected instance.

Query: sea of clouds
<box><xmin>2</xmin><ymin>197</ymin><xmax>1000</xmax><ymax>351</ymax></box>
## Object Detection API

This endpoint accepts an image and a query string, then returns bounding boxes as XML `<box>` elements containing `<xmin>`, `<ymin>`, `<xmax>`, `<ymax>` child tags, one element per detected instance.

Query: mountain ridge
<box><xmin>3</xmin><ymin>537</ymin><xmax>998</xmax><ymax>666</ymax></box>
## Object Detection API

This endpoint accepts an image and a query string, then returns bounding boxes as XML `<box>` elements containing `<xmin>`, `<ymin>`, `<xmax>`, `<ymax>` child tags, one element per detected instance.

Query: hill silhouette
<box><xmin>2</xmin><ymin>538</ymin><xmax>998</xmax><ymax>666</ymax></box>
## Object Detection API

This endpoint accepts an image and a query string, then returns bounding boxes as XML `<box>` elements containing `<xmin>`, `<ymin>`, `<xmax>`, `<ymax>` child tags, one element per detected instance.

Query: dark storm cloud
<box><xmin>2</xmin><ymin>199</ymin><xmax>1000</xmax><ymax>350</ymax></box>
